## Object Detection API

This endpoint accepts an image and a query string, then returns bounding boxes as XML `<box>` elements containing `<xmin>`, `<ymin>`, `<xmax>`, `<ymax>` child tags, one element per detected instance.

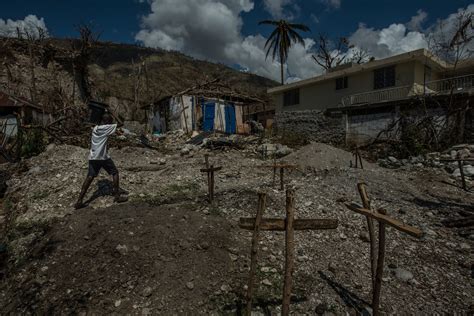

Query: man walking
<box><xmin>75</xmin><ymin>111</ymin><xmax>127</xmax><ymax>209</ymax></box>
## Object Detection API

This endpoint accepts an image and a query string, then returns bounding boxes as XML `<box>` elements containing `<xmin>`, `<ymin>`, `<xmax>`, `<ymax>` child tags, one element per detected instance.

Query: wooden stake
<box><xmin>280</xmin><ymin>167</ymin><xmax>285</xmax><ymax>191</ymax></box>
<box><xmin>358</xmin><ymin>149</ymin><xmax>364</xmax><ymax>170</ymax></box>
<box><xmin>357</xmin><ymin>182</ymin><xmax>377</xmax><ymax>288</ymax></box>
<box><xmin>210</xmin><ymin>165</ymin><xmax>215</xmax><ymax>202</ymax></box>
<box><xmin>246</xmin><ymin>192</ymin><xmax>267</xmax><ymax>316</ymax></box>
<box><xmin>373</xmin><ymin>208</ymin><xmax>387</xmax><ymax>316</ymax></box>
<box><xmin>282</xmin><ymin>188</ymin><xmax>295</xmax><ymax>316</ymax></box>
<box><xmin>205</xmin><ymin>155</ymin><xmax>211</xmax><ymax>201</ymax></box>
<box><xmin>458</xmin><ymin>160</ymin><xmax>467</xmax><ymax>191</ymax></box>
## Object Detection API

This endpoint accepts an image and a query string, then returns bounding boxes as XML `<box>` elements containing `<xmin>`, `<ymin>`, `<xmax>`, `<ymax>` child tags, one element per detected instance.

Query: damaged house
<box><xmin>0</xmin><ymin>91</ymin><xmax>52</xmax><ymax>161</ymax></box>
<box><xmin>269</xmin><ymin>48</ymin><xmax>474</xmax><ymax>146</ymax></box>
<box><xmin>144</xmin><ymin>80</ymin><xmax>269</xmax><ymax>135</ymax></box>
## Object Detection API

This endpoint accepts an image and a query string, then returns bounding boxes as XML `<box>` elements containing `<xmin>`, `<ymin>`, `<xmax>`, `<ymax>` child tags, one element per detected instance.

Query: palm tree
<box><xmin>259</xmin><ymin>20</ymin><xmax>310</xmax><ymax>84</ymax></box>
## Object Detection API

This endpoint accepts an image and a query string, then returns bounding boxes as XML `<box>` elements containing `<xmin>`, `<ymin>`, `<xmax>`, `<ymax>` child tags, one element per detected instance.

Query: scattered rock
<box><xmin>393</xmin><ymin>268</ymin><xmax>414</xmax><ymax>282</ymax></box>
<box><xmin>186</xmin><ymin>281</ymin><xmax>194</xmax><ymax>290</ymax></box>
<box><xmin>261</xmin><ymin>279</ymin><xmax>272</xmax><ymax>286</ymax></box>
<box><xmin>115</xmin><ymin>244</ymin><xmax>128</xmax><ymax>255</ymax></box>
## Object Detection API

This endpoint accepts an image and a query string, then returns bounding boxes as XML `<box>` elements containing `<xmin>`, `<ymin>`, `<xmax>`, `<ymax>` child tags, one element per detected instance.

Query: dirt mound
<box><xmin>1</xmin><ymin>202</ymin><xmax>246</xmax><ymax>314</ymax></box>
<box><xmin>282</xmin><ymin>142</ymin><xmax>374</xmax><ymax>170</ymax></box>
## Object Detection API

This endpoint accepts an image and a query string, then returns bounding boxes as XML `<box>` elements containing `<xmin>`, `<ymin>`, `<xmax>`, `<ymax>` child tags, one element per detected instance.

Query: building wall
<box><xmin>274</xmin><ymin>110</ymin><xmax>345</xmax><ymax>144</ymax></box>
<box><xmin>273</xmin><ymin>60</ymin><xmax>423</xmax><ymax>112</ymax></box>
<box><xmin>345</xmin><ymin>108</ymin><xmax>398</xmax><ymax>146</ymax></box>
<box><xmin>345</xmin><ymin>105</ymin><xmax>448</xmax><ymax>146</ymax></box>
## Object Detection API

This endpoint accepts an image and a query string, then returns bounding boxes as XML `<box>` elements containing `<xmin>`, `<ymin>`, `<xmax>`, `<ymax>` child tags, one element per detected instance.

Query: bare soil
<box><xmin>0</xmin><ymin>140</ymin><xmax>473</xmax><ymax>315</ymax></box>
<box><xmin>1</xmin><ymin>201</ymin><xmax>247</xmax><ymax>315</ymax></box>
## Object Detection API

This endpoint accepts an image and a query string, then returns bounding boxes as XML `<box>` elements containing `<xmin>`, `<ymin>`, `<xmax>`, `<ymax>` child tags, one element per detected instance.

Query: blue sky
<box><xmin>0</xmin><ymin>0</ymin><xmax>472</xmax><ymax>81</ymax></box>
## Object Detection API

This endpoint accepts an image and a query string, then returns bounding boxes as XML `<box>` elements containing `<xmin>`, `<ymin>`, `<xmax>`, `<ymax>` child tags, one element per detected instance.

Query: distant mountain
<box><xmin>0</xmin><ymin>37</ymin><xmax>278</xmax><ymax>121</ymax></box>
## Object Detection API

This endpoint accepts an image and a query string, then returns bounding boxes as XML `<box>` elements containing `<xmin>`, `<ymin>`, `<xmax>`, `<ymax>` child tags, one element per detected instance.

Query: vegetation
<box><xmin>259</xmin><ymin>19</ymin><xmax>310</xmax><ymax>84</ymax></box>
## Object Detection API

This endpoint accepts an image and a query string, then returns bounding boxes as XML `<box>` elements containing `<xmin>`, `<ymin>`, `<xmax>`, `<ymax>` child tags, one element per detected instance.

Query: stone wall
<box><xmin>274</xmin><ymin>110</ymin><xmax>345</xmax><ymax>144</ymax></box>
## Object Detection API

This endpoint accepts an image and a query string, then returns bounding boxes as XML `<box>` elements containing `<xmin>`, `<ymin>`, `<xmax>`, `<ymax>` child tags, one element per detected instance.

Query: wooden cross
<box><xmin>259</xmin><ymin>163</ymin><xmax>297</xmax><ymax>190</ymax></box>
<box><xmin>351</xmin><ymin>147</ymin><xmax>364</xmax><ymax>169</ymax></box>
<box><xmin>240</xmin><ymin>189</ymin><xmax>339</xmax><ymax>316</ymax></box>
<box><xmin>199</xmin><ymin>154</ymin><xmax>222</xmax><ymax>203</ymax></box>
<box><xmin>439</xmin><ymin>158</ymin><xmax>474</xmax><ymax>191</ymax></box>
<box><xmin>344</xmin><ymin>183</ymin><xmax>423</xmax><ymax>315</ymax></box>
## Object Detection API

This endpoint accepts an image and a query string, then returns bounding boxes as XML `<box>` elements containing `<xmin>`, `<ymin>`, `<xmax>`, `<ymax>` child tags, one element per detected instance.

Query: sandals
<box><xmin>74</xmin><ymin>202</ymin><xmax>87</xmax><ymax>210</ymax></box>
<box><xmin>114</xmin><ymin>195</ymin><xmax>129</xmax><ymax>203</ymax></box>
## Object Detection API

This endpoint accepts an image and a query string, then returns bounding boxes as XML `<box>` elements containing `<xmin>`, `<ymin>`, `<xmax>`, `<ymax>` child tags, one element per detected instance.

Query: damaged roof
<box><xmin>0</xmin><ymin>91</ymin><xmax>47</xmax><ymax>112</ymax></box>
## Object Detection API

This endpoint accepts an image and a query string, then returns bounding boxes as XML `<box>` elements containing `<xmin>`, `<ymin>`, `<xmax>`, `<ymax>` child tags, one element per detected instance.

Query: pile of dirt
<box><xmin>0</xmin><ymin>201</ymin><xmax>246</xmax><ymax>314</ymax></box>
<box><xmin>282</xmin><ymin>142</ymin><xmax>375</xmax><ymax>170</ymax></box>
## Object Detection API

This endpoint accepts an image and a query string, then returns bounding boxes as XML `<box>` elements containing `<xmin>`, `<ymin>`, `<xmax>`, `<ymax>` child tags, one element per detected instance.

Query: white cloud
<box><xmin>263</xmin><ymin>0</ymin><xmax>294</xmax><ymax>19</ymax></box>
<box><xmin>0</xmin><ymin>15</ymin><xmax>49</xmax><ymax>38</ymax></box>
<box><xmin>135</xmin><ymin>0</ymin><xmax>318</xmax><ymax>82</ymax></box>
<box><xmin>349</xmin><ymin>5</ymin><xmax>474</xmax><ymax>60</ymax></box>
<box><xmin>136</xmin><ymin>1</ymin><xmax>474</xmax><ymax>83</ymax></box>
<box><xmin>406</xmin><ymin>9</ymin><xmax>428</xmax><ymax>31</ymax></box>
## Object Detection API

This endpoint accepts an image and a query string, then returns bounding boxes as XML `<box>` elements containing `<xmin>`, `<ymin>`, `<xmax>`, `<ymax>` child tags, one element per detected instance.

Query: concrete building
<box><xmin>268</xmin><ymin>49</ymin><xmax>474</xmax><ymax>145</ymax></box>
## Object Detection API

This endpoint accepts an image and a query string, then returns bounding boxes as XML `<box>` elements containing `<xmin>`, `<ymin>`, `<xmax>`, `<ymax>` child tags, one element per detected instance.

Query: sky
<box><xmin>0</xmin><ymin>0</ymin><xmax>472</xmax><ymax>82</ymax></box>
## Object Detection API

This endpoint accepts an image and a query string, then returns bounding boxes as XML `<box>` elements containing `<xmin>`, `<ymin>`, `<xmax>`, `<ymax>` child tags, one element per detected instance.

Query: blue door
<box><xmin>225</xmin><ymin>103</ymin><xmax>236</xmax><ymax>134</ymax></box>
<box><xmin>202</xmin><ymin>102</ymin><xmax>215</xmax><ymax>131</ymax></box>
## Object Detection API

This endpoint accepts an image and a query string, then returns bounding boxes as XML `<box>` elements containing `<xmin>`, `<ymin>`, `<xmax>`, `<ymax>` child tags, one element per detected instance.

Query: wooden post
<box><xmin>180</xmin><ymin>95</ymin><xmax>189</xmax><ymax>134</ymax></box>
<box><xmin>272</xmin><ymin>156</ymin><xmax>277</xmax><ymax>186</ymax></box>
<box><xmin>357</xmin><ymin>182</ymin><xmax>377</xmax><ymax>289</ymax></box>
<box><xmin>373</xmin><ymin>208</ymin><xmax>387</xmax><ymax>316</ymax></box>
<box><xmin>246</xmin><ymin>192</ymin><xmax>267</xmax><ymax>316</ymax></box>
<box><xmin>358</xmin><ymin>149</ymin><xmax>364</xmax><ymax>170</ymax></box>
<box><xmin>282</xmin><ymin>188</ymin><xmax>295</xmax><ymax>316</ymax></box>
<box><xmin>205</xmin><ymin>155</ymin><xmax>211</xmax><ymax>201</ymax></box>
<box><xmin>280</xmin><ymin>167</ymin><xmax>285</xmax><ymax>191</ymax></box>
<box><xmin>458</xmin><ymin>160</ymin><xmax>467</xmax><ymax>191</ymax></box>
<box><xmin>354</xmin><ymin>148</ymin><xmax>359</xmax><ymax>169</ymax></box>
<box><xmin>201</xmin><ymin>155</ymin><xmax>221</xmax><ymax>203</ymax></box>
<box><xmin>210</xmin><ymin>164</ymin><xmax>215</xmax><ymax>202</ymax></box>
<box><xmin>273</xmin><ymin>165</ymin><xmax>277</xmax><ymax>187</ymax></box>
<box><xmin>345</xmin><ymin>187</ymin><xmax>423</xmax><ymax>314</ymax></box>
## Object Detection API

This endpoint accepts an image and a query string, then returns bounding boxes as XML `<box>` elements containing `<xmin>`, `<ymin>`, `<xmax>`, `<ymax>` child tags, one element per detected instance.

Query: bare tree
<box><xmin>350</xmin><ymin>47</ymin><xmax>372</xmax><ymax>64</ymax></box>
<box><xmin>16</xmin><ymin>24</ymin><xmax>47</xmax><ymax>103</ymax></box>
<box><xmin>312</xmin><ymin>35</ymin><xmax>352</xmax><ymax>70</ymax></box>
<box><xmin>71</xmin><ymin>23</ymin><xmax>101</xmax><ymax>102</ymax></box>
<box><xmin>430</xmin><ymin>9</ymin><xmax>473</xmax><ymax>69</ymax></box>
<box><xmin>370</xmin><ymin>9</ymin><xmax>474</xmax><ymax>154</ymax></box>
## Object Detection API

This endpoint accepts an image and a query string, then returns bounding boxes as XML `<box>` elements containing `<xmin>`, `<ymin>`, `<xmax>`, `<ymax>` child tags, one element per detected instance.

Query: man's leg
<box><xmin>105</xmin><ymin>159</ymin><xmax>127</xmax><ymax>203</ymax></box>
<box><xmin>75</xmin><ymin>160</ymin><xmax>99</xmax><ymax>209</ymax></box>
<box><xmin>75</xmin><ymin>176</ymin><xmax>94</xmax><ymax>209</ymax></box>
<box><xmin>112</xmin><ymin>172</ymin><xmax>120</xmax><ymax>198</ymax></box>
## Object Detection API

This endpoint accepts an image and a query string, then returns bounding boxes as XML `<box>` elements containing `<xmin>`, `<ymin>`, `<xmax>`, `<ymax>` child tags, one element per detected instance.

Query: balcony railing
<box><xmin>341</xmin><ymin>74</ymin><xmax>474</xmax><ymax>107</ymax></box>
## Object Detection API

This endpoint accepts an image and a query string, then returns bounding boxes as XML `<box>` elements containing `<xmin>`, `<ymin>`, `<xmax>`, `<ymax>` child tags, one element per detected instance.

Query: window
<box><xmin>336</xmin><ymin>76</ymin><xmax>348</xmax><ymax>90</ymax></box>
<box><xmin>374</xmin><ymin>66</ymin><xmax>396</xmax><ymax>89</ymax></box>
<box><xmin>283</xmin><ymin>89</ymin><xmax>299</xmax><ymax>106</ymax></box>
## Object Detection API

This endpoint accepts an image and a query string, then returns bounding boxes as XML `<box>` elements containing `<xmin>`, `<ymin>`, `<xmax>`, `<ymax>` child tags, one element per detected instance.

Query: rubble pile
<box><xmin>283</xmin><ymin>142</ymin><xmax>375</xmax><ymax>170</ymax></box>
<box><xmin>378</xmin><ymin>144</ymin><xmax>474</xmax><ymax>180</ymax></box>
<box><xmin>1</xmin><ymin>137</ymin><xmax>473</xmax><ymax>314</ymax></box>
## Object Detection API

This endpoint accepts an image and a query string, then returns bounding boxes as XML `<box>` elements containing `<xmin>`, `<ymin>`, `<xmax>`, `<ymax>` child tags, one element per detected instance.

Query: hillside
<box><xmin>0</xmin><ymin>37</ymin><xmax>278</xmax><ymax>121</ymax></box>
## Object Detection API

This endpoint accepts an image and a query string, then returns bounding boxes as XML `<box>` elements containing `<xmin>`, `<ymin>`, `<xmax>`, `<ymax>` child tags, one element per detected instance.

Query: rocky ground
<box><xmin>0</xmin><ymin>134</ymin><xmax>472</xmax><ymax>314</ymax></box>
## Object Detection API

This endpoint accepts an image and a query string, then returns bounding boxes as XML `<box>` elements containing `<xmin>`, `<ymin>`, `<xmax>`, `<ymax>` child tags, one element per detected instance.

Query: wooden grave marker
<box><xmin>259</xmin><ymin>162</ymin><xmax>297</xmax><ymax>191</ymax></box>
<box><xmin>240</xmin><ymin>188</ymin><xmax>339</xmax><ymax>316</ymax></box>
<box><xmin>351</xmin><ymin>147</ymin><xmax>364</xmax><ymax>169</ymax></box>
<box><xmin>200</xmin><ymin>154</ymin><xmax>222</xmax><ymax>203</ymax></box>
<box><xmin>344</xmin><ymin>183</ymin><xmax>423</xmax><ymax>315</ymax></box>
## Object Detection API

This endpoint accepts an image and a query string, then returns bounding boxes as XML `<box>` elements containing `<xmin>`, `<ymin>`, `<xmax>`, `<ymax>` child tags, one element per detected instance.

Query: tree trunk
<box><xmin>280</xmin><ymin>56</ymin><xmax>284</xmax><ymax>85</ymax></box>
